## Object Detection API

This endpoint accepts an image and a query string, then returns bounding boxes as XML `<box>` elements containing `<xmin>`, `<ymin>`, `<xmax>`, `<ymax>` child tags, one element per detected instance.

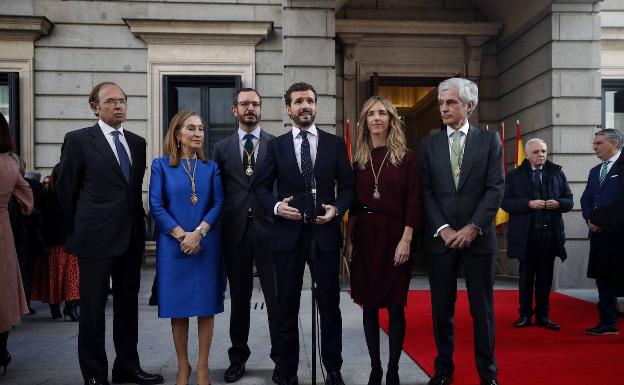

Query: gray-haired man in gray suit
<box><xmin>418</xmin><ymin>78</ymin><xmax>505</xmax><ymax>385</ymax></box>
<box><xmin>212</xmin><ymin>88</ymin><xmax>279</xmax><ymax>384</ymax></box>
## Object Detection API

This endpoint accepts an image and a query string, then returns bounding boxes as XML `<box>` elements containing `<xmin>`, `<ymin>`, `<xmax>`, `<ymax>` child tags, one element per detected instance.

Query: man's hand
<box><xmin>440</xmin><ymin>227</ymin><xmax>458</xmax><ymax>247</ymax></box>
<box><xmin>545</xmin><ymin>199</ymin><xmax>560</xmax><ymax>210</ymax></box>
<box><xmin>587</xmin><ymin>220</ymin><xmax>603</xmax><ymax>233</ymax></box>
<box><xmin>394</xmin><ymin>238</ymin><xmax>411</xmax><ymax>266</ymax></box>
<box><xmin>528</xmin><ymin>200</ymin><xmax>546</xmax><ymax>209</ymax></box>
<box><xmin>449</xmin><ymin>224</ymin><xmax>479</xmax><ymax>249</ymax></box>
<box><xmin>316</xmin><ymin>204</ymin><xmax>336</xmax><ymax>224</ymax></box>
<box><xmin>277</xmin><ymin>196</ymin><xmax>302</xmax><ymax>221</ymax></box>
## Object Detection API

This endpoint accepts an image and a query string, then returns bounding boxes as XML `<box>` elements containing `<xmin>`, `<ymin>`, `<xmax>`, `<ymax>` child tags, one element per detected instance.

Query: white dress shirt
<box><xmin>238</xmin><ymin>126</ymin><xmax>261</xmax><ymax>162</ymax></box>
<box><xmin>603</xmin><ymin>151</ymin><xmax>621</xmax><ymax>175</ymax></box>
<box><xmin>99</xmin><ymin>120</ymin><xmax>132</xmax><ymax>165</ymax></box>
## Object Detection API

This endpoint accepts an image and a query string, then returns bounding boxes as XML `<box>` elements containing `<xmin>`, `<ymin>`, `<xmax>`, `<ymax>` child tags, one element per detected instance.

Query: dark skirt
<box><xmin>350</xmin><ymin>211</ymin><xmax>413</xmax><ymax>307</ymax></box>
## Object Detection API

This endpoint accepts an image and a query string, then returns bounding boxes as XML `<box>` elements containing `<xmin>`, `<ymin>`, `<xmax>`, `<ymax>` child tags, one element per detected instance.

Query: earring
<box><xmin>177</xmin><ymin>140</ymin><xmax>181</xmax><ymax>148</ymax></box>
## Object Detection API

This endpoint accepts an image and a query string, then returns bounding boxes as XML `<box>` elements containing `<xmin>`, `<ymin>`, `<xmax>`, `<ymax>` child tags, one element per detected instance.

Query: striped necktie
<box><xmin>599</xmin><ymin>160</ymin><xmax>611</xmax><ymax>185</ymax></box>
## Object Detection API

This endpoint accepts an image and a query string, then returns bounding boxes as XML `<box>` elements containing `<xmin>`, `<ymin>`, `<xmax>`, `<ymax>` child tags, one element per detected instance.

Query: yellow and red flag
<box><xmin>515</xmin><ymin>120</ymin><xmax>525</xmax><ymax>167</ymax></box>
<box><xmin>343</xmin><ymin>119</ymin><xmax>352</xmax><ymax>223</ymax></box>
<box><xmin>495</xmin><ymin>122</ymin><xmax>509</xmax><ymax>226</ymax></box>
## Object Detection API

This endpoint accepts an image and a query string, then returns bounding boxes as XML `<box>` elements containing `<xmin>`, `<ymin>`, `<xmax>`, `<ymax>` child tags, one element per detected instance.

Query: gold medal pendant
<box><xmin>190</xmin><ymin>193</ymin><xmax>198</xmax><ymax>205</ymax></box>
<box><xmin>373</xmin><ymin>187</ymin><xmax>381</xmax><ymax>199</ymax></box>
<box><xmin>245</xmin><ymin>166</ymin><xmax>254</xmax><ymax>176</ymax></box>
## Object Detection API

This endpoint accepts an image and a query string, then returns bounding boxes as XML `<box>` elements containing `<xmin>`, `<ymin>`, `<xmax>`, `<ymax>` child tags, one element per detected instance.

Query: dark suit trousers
<box><xmin>518</xmin><ymin>236</ymin><xmax>556</xmax><ymax>319</ymax></box>
<box><xmin>274</xmin><ymin>223</ymin><xmax>342</xmax><ymax>376</ymax></box>
<box><xmin>427</xmin><ymin>249</ymin><xmax>497</xmax><ymax>380</ymax></box>
<box><xmin>224</xmin><ymin>217</ymin><xmax>279</xmax><ymax>365</ymax></box>
<box><xmin>78</xmin><ymin>247</ymin><xmax>142</xmax><ymax>381</ymax></box>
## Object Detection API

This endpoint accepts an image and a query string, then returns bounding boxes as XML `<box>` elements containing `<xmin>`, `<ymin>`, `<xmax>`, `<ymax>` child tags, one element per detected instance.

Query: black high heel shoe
<box><xmin>50</xmin><ymin>304</ymin><xmax>62</xmax><ymax>320</ymax></box>
<box><xmin>1</xmin><ymin>351</ymin><xmax>11</xmax><ymax>376</ymax></box>
<box><xmin>63</xmin><ymin>301</ymin><xmax>79</xmax><ymax>322</ymax></box>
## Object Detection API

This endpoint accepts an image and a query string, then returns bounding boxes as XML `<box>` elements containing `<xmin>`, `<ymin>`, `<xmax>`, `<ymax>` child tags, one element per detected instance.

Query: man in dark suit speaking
<box><xmin>57</xmin><ymin>82</ymin><xmax>163</xmax><ymax>385</ymax></box>
<box><xmin>418</xmin><ymin>78</ymin><xmax>504</xmax><ymax>385</ymax></box>
<box><xmin>213</xmin><ymin>88</ymin><xmax>280</xmax><ymax>383</ymax></box>
<box><xmin>254</xmin><ymin>82</ymin><xmax>354</xmax><ymax>385</ymax></box>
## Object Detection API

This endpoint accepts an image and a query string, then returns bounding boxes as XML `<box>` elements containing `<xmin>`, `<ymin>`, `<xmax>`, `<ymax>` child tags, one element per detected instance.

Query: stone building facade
<box><xmin>1</xmin><ymin>0</ymin><xmax>623</xmax><ymax>289</ymax></box>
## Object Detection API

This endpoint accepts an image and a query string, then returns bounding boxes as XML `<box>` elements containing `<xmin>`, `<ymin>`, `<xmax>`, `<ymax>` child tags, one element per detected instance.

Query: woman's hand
<box><xmin>180</xmin><ymin>231</ymin><xmax>202</xmax><ymax>255</ymax></box>
<box><xmin>393</xmin><ymin>238</ymin><xmax>411</xmax><ymax>266</ymax></box>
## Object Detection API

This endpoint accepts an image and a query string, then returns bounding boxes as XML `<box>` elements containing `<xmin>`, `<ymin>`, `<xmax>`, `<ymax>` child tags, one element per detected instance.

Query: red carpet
<box><xmin>377</xmin><ymin>290</ymin><xmax>624</xmax><ymax>385</ymax></box>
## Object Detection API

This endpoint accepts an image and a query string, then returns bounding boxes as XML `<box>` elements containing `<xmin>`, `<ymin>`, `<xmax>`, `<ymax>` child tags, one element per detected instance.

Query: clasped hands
<box><xmin>440</xmin><ymin>225</ymin><xmax>479</xmax><ymax>250</ymax></box>
<box><xmin>344</xmin><ymin>238</ymin><xmax>410</xmax><ymax>267</ymax></box>
<box><xmin>276</xmin><ymin>196</ymin><xmax>336</xmax><ymax>224</ymax></box>
<box><xmin>171</xmin><ymin>229</ymin><xmax>202</xmax><ymax>255</ymax></box>
<box><xmin>528</xmin><ymin>199</ymin><xmax>560</xmax><ymax>210</ymax></box>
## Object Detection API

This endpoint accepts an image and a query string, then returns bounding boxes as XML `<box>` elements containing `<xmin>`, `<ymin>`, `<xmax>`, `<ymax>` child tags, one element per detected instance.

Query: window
<box><xmin>602</xmin><ymin>80</ymin><xmax>624</xmax><ymax>131</ymax></box>
<box><xmin>163</xmin><ymin>75</ymin><xmax>241</xmax><ymax>157</ymax></box>
<box><xmin>0</xmin><ymin>72</ymin><xmax>20</xmax><ymax>152</ymax></box>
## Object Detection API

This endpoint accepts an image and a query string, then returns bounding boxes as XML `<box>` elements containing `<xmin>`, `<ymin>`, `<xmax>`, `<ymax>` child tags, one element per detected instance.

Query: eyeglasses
<box><xmin>235</xmin><ymin>101</ymin><xmax>261</xmax><ymax>109</ymax></box>
<box><xmin>102</xmin><ymin>98</ymin><xmax>127</xmax><ymax>106</ymax></box>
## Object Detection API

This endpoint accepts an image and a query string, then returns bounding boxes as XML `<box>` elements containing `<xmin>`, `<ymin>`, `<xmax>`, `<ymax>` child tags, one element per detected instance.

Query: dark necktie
<box><xmin>111</xmin><ymin>130</ymin><xmax>131</xmax><ymax>183</ymax></box>
<box><xmin>533</xmin><ymin>169</ymin><xmax>542</xmax><ymax>186</ymax></box>
<box><xmin>300</xmin><ymin>131</ymin><xmax>314</xmax><ymax>220</ymax></box>
<box><xmin>243</xmin><ymin>133</ymin><xmax>255</xmax><ymax>176</ymax></box>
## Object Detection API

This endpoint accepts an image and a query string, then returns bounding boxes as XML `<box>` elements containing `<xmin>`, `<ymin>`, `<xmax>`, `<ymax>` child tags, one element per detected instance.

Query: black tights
<box><xmin>362</xmin><ymin>306</ymin><xmax>405</xmax><ymax>369</ymax></box>
<box><xmin>0</xmin><ymin>331</ymin><xmax>8</xmax><ymax>354</ymax></box>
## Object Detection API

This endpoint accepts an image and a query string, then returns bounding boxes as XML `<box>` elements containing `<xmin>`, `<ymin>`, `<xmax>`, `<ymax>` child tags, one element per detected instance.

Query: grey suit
<box><xmin>213</xmin><ymin>129</ymin><xmax>279</xmax><ymax>365</ymax></box>
<box><xmin>418</xmin><ymin>125</ymin><xmax>504</xmax><ymax>380</ymax></box>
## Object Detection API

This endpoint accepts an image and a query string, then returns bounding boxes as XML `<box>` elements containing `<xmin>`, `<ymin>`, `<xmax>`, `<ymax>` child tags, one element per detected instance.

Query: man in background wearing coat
<box><xmin>501</xmin><ymin>138</ymin><xmax>573</xmax><ymax>331</ymax></box>
<box><xmin>580</xmin><ymin>129</ymin><xmax>624</xmax><ymax>336</ymax></box>
<box><xmin>213</xmin><ymin>88</ymin><xmax>280</xmax><ymax>383</ymax></box>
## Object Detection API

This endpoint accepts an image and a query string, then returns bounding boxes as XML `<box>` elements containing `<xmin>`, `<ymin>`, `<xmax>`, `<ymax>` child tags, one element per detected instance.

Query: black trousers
<box><xmin>518</xmin><ymin>237</ymin><xmax>556</xmax><ymax>319</ymax></box>
<box><xmin>78</xmin><ymin>248</ymin><xmax>142</xmax><ymax>381</ymax></box>
<box><xmin>427</xmin><ymin>249</ymin><xmax>497</xmax><ymax>380</ymax></box>
<box><xmin>223</xmin><ymin>218</ymin><xmax>279</xmax><ymax>365</ymax></box>
<box><xmin>273</xmin><ymin>224</ymin><xmax>342</xmax><ymax>376</ymax></box>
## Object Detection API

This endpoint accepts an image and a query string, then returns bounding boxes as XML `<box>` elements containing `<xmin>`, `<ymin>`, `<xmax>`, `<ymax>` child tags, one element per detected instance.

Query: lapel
<box><xmin>284</xmin><ymin>131</ymin><xmax>305</xmax><ymax>186</ymax></box>
<box><xmin>434</xmin><ymin>130</ymin><xmax>456</xmax><ymax>191</ymax></box>
<box><xmin>225</xmin><ymin>132</ymin><xmax>248</xmax><ymax>184</ymax></box>
<box><xmin>125</xmin><ymin>131</ymin><xmax>141</xmax><ymax>185</ymax></box>
<box><xmin>313</xmin><ymin>128</ymin><xmax>328</xmax><ymax>174</ymax></box>
<box><xmin>251</xmin><ymin>130</ymin><xmax>270</xmax><ymax>185</ymax></box>
<box><xmin>456</xmin><ymin>125</ymin><xmax>480</xmax><ymax>191</ymax></box>
<box><xmin>88</xmin><ymin>124</ymin><xmax>127</xmax><ymax>183</ymax></box>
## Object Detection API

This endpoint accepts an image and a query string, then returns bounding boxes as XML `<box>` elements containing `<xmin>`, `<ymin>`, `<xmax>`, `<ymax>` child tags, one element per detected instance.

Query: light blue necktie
<box><xmin>599</xmin><ymin>160</ymin><xmax>611</xmax><ymax>185</ymax></box>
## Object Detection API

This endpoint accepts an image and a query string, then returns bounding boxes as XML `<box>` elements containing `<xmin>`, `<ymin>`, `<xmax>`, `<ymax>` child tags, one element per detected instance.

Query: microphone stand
<box><xmin>309</xmin><ymin>177</ymin><xmax>318</xmax><ymax>384</ymax></box>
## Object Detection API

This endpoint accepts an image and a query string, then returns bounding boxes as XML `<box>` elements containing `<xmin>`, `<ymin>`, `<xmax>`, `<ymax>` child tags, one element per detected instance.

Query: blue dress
<box><xmin>149</xmin><ymin>156</ymin><xmax>224</xmax><ymax>318</ymax></box>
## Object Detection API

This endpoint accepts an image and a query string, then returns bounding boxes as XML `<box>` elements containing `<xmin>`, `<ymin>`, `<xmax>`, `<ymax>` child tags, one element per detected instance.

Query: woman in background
<box><xmin>150</xmin><ymin>111</ymin><xmax>224</xmax><ymax>385</ymax></box>
<box><xmin>345</xmin><ymin>96</ymin><xmax>421</xmax><ymax>385</ymax></box>
<box><xmin>0</xmin><ymin>111</ymin><xmax>33</xmax><ymax>375</ymax></box>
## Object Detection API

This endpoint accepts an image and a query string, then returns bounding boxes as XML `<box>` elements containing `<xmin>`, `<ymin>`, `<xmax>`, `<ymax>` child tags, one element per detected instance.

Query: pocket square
<box><xmin>610</xmin><ymin>174</ymin><xmax>618</xmax><ymax>178</ymax></box>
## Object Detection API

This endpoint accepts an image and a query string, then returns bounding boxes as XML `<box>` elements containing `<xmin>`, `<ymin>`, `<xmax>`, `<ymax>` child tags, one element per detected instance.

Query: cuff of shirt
<box><xmin>434</xmin><ymin>224</ymin><xmax>450</xmax><ymax>237</ymax></box>
<box><xmin>273</xmin><ymin>202</ymin><xmax>281</xmax><ymax>215</ymax></box>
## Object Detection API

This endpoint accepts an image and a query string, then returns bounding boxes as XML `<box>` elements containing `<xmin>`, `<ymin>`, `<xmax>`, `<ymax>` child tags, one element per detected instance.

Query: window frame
<box><xmin>0</xmin><ymin>72</ymin><xmax>20</xmax><ymax>153</ymax></box>
<box><xmin>602</xmin><ymin>79</ymin><xmax>624</xmax><ymax>130</ymax></box>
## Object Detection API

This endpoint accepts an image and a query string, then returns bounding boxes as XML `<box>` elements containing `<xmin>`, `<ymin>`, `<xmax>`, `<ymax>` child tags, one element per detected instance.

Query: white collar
<box><xmin>446</xmin><ymin>120</ymin><xmax>470</xmax><ymax>137</ymax></box>
<box><xmin>606</xmin><ymin>151</ymin><xmax>621</xmax><ymax>164</ymax></box>
<box><xmin>238</xmin><ymin>126</ymin><xmax>261</xmax><ymax>141</ymax></box>
<box><xmin>99</xmin><ymin>119</ymin><xmax>125</xmax><ymax>136</ymax></box>
<box><xmin>291</xmin><ymin>124</ymin><xmax>318</xmax><ymax>139</ymax></box>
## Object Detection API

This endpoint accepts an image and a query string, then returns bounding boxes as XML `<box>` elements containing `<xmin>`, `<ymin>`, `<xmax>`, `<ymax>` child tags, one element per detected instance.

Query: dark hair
<box><xmin>284</xmin><ymin>82</ymin><xmax>317</xmax><ymax>106</ymax></box>
<box><xmin>233</xmin><ymin>88</ymin><xmax>261</xmax><ymax>105</ymax></box>
<box><xmin>88</xmin><ymin>82</ymin><xmax>127</xmax><ymax>116</ymax></box>
<box><xmin>0</xmin><ymin>111</ymin><xmax>14</xmax><ymax>153</ymax></box>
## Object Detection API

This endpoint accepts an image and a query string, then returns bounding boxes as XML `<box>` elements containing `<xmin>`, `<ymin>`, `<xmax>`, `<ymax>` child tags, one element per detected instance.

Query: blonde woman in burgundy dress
<box><xmin>345</xmin><ymin>96</ymin><xmax>421</xmax><ymax>385</ymax></box>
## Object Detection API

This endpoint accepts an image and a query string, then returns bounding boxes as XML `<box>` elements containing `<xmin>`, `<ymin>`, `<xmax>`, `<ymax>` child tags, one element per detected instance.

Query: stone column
<box><xmin>282</xmin><ymin>0</ymin><xmax>336</xmax><ymax>133</ymax></box>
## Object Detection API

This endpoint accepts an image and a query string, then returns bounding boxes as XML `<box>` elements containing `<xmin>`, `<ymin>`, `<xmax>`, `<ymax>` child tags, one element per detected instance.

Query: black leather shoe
<box><xmin>616</xmin><ymin>309</ymin><xmax>624</xmax><ymax>318</ymax></box>
<box><xmin>224</xmin><ymin>363</ymin><xmax>245</xmax><ymax>383</ymax></box>
<box><xmin>427</xmin><ymin>373</ymin><xmax>454</xmax><ymax>385</ymax></box>
<box><xmin>480</xmin><ymin>378</ymin><xmax>499</xmax><ymax>385</ymax></box>
<box><xmin>272</xmin><ymin>364</ymin><xmax>282</xmax><ymax>384</ymax></box>
<box><xmin>85</xmin><ymin>379</ymin><xmax>110</xmax><ymax>385</ymax></box>
<box><xmin>535</xmin><ymin>318</ymin><xmax>560</xmax><ymax>330</ymax></box>
<box><xmin>325</xmin><ymin>371</ymin><xmax>345</xmax><ymax>385</ymax></box>
<box><xmin>111</xmin><ymin>368</ymin><xmax>164</xmax><ymax>384</ymax></box>
<box><xmin>585</xmin><ymin>324</ymin><xmax>619</xmax><ymax>335</ymax></box>
<box><xmin>512</xmin><ymin>316</ymin><xmax>531</xmax><ymax>328</ymax></box>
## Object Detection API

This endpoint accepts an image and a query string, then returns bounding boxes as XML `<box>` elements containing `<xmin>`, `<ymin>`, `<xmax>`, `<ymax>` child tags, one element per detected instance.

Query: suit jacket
<box><xmin>254</xmin><ymin>128</ymin><xmax>354</xmax><ymax>252</ymax></box>
<box><xmin>501</xmin><ymin>159</ymin><xmax>573</xmax><ymax>260</ymax></box>
<box><xmin>56</xmin><ymin>123</ymin><xmax>146</xmax><ymax>258</ymax></box>
<box><xmin>418</xmin><ymin>125</ymin><xmax>504</xmax><ymax>255</ymax></box>
<box><xmin>580</xmin><ymin>155</ymin><xmax>624</xmax><ymax>280</ymax></box>
<box><xmin>213</xmin><ymin>130</ymin><xmax>274</xmax><ymax>245</ymax></box>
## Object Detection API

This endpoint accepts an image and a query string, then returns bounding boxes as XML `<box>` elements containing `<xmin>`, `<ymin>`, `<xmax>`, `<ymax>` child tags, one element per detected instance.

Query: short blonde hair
<box><xmin>163</xmin><ymin>111</ymin><xmax>207</xmax><ymax>167</ymax></box>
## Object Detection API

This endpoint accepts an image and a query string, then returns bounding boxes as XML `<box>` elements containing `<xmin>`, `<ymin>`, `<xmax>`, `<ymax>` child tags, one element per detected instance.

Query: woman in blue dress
<box><xmin>149</xmin><ymin>111</ymin><xmax>224</xmax><ymax>385</ymax></box>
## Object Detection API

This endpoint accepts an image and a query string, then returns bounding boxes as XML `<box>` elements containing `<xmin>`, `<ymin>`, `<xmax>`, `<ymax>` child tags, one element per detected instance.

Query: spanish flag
<box><xmin>495</xmin><ymin>120</ymin><xmax>525</xmax><ymax>226</ymax></box>
<box><xmin>495</xmin><ymin>122</ymin><xmax>509</xmax><ymax>226</ymax></box>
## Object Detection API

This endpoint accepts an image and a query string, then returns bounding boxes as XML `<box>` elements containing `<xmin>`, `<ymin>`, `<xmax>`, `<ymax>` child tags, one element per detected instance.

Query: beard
<box><xmin>238</xmin><ymin>112</ymin><xmax>260</xmax><ymax>128</ymax></box>
<box><xmin>291</xmin><ymin>111</ymin><xmax>316</xmax><ymax>128</ymax></box>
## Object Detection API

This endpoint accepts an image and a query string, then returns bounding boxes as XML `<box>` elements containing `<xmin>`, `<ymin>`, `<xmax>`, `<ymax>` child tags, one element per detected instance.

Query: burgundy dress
<box><xmin>350</xmin><ymin>147</ymin><xmax>420</xmax><ymax>307</ymax></box>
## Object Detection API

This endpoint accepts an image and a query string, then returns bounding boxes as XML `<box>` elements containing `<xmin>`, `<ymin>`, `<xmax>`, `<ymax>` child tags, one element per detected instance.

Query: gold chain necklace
<box><xmin>180</xmin><ymin>157</ymin><xmax>198</xmax><ymax>205</ymax></box>
<box><xmin>369</xmin><ymin>148</ymin><xmax>390</xmax><ymax>199</ymax></box>
<box><xmin>448</xmin><ymin>134</ymin><xmax>466</xmax><ymax>177</ymax></box>
<box><xmin>243</xmin><ymin>139</ymin><xmax>260</xmax><ymax>176</ymax></box>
